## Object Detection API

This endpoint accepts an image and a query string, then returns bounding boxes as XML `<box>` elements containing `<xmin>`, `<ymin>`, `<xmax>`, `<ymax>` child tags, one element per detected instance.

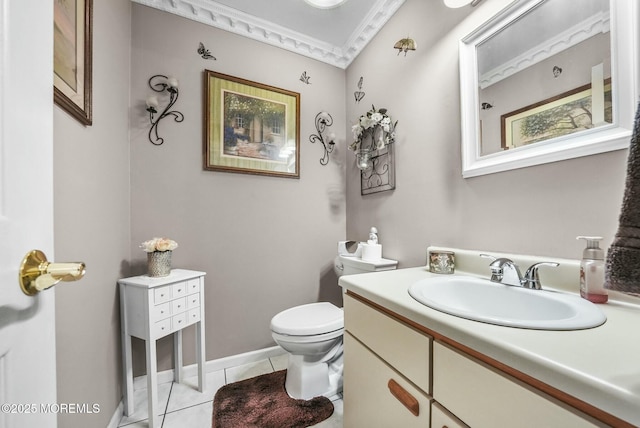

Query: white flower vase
<box><xmin>148</xmin><ymin>251</ymin><xmax>172</xmax><ymax>277</ymax></box>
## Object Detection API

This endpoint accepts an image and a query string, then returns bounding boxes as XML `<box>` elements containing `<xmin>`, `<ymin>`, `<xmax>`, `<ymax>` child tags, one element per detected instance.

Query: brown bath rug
<box><xmin>212</xmin><ymin>370</ymin><xmax>334</xmax><ymax>428</ymax></box>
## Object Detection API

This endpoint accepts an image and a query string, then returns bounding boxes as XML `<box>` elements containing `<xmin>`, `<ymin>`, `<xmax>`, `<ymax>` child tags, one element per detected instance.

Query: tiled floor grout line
<box><xmin>159</xmin><ymin>382</ymin><xmax>174</xmax><ymax>427</ymax></box>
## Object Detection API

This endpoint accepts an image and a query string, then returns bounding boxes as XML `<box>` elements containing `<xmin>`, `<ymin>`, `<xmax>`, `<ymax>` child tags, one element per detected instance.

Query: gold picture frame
<box><xmin>54</xmin><ymin>0</ymin><xmax>93</xmax><ymax>126</ymax></box>
<box><xmin>501</xmin><ymin>81</ymin><xmax>612</xmax><ymax>149</ymax></box>
<box><xmin>204</xmin><ymin>70</ymin><xmax>300</xmax><ymax>178</ymax></box>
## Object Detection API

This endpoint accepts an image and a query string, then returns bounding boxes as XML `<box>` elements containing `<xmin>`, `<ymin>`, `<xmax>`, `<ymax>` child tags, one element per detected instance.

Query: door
<box><xmin>0</xmin><ymin>0</ymin><xmax>57</xmax><ymax>427</ymax></box>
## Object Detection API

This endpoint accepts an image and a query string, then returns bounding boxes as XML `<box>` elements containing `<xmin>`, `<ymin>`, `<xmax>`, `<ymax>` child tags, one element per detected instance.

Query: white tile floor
<box><xmin>117</xmin><ymin>353</ymin><xmax>343</xmax><ymax>428</ymax></box>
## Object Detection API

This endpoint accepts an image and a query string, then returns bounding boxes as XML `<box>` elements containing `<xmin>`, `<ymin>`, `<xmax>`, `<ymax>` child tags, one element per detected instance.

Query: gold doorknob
<box><xmin>19</xmin><ymin>250</ymin><xmax>86</xmax><ymax>296</ymax></box>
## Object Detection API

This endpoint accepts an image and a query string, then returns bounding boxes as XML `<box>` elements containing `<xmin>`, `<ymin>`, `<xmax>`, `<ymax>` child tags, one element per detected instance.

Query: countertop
<box><xmin>339</xmin><ymin>253</ymin><xmax>640</xmax><ymax>426</ymax></box>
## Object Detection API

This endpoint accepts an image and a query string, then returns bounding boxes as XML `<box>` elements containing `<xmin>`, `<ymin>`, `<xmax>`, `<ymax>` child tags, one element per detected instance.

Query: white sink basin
<box><xmin>408</xmin><ymin>275</ymin><xmax>606</xmax><ymax>330</ymax></box>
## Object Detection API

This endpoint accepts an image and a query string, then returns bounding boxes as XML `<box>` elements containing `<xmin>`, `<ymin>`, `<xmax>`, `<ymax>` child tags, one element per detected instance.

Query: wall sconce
<box><xmin>309</xmin><ymin>112</ymin><xmax>336</xmax><ymax>165</ymax></box>
<box><xmin>394</xmin><ymin>38</ymin><xmax>417</xmax><ymax>56</ymax></box>
<box><xmin>145</xmin><ymin>74</ymin><xmax>184</xmax><ymax>145</ymax></box>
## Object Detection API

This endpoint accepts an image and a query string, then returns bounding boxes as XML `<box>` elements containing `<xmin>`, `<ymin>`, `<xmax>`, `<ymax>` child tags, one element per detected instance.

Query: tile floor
<box><xmin>117</xmin><ymin>353</ymin><xmax>343</xmax><ymax>427</ymax></box>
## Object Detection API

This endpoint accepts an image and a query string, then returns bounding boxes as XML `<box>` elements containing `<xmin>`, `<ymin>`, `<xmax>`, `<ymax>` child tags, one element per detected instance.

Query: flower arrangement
<box><xmin>140</xmin><ymin>237</ymin><xmax>178</xmax><ymax>253</ymax></box>
<box><xmin>350</xmin><ymin>105</ymin><xmax>397</xmax><ymax>152</ymax></box>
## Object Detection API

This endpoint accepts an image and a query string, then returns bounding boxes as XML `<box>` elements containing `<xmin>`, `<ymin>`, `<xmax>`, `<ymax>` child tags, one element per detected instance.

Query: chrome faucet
<box><xmin>481</xmin><ymin>254</ymin><xmax>559</xmax><ymax>289</ymax></box>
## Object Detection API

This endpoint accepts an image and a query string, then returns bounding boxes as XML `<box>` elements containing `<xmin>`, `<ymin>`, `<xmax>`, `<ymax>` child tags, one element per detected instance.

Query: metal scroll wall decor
<box><xmin>360</xmin><ymin>144</ymin><xmax>396</xmax><ymax>195</ymax></box>
<box><xmin>309</xmin><ymin>112</ymin><xmax>335</xmax><ymax>165</ymax></box>
<box><xmin>145</xmin><ymin>74</ymin><xmax>184</xmax><ymax>146</ymax></box>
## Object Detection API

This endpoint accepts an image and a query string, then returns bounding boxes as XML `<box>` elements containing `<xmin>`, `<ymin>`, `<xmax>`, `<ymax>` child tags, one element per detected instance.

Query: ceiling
<box><xmin>132</xmin><ymin>0</ymin><xmax>406</xmax><ymax>68</ymax></box>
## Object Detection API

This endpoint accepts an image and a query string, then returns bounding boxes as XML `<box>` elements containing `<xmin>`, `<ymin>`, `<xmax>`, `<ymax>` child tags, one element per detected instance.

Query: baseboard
<box><xmin>106</xmin><ymin>400</ymin><xmax>123</xmax><ymax>428</ymax></box>
<box><xmin>131</xmin><ymin>345</ymin><xmax>284</xmax><ymax>390</ymax></box>
<box><xmin>109</xmin><ymin>345</ymin><xmax>285</xmax><ymax>426</ymax></box>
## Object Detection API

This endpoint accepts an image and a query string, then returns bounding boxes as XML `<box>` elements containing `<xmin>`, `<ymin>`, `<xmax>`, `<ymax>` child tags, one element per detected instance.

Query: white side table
<box><xmin>119</xmin><ymin>269</ymin><xmax>206</xmax><ymax>428</ymax></box>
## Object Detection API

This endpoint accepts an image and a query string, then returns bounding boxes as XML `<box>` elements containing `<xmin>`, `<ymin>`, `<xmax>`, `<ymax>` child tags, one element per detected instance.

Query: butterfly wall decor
<box><xmin>300</xmin><ymin>71</ymin><xmax>311</xmax><ymax>84</ymax></box>
<box><xmin>197</xmin><ymin>42</ymin><xmax>216</xmax><ymax>60</ymax></box>
<box><xmin>354</xmin><ymin>76</ymin><xmax>365</xmax><ymax>103</ymax></box>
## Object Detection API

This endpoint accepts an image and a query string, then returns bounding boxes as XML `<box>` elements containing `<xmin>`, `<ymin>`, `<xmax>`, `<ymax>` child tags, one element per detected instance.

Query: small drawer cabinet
<box><xmin>119</xmin><ymin>269</ymin><xmax>206</xmax><ymax>428</ymax></box>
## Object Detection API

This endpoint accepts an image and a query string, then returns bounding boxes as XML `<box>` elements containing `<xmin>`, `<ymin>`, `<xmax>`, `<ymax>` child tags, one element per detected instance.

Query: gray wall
<box><xmin>129</xmin><ymin>5</ymin><xmax>347</xmax><ymax>372</ymax></box>
<box><xmin>345</xmin><ymin>0</ymin><xmax>628</xmax><ymax>267</ymax></box>
<box><xmin>53</xmin><ymin>0</ymin><xmax>132</xmax><ymax>427</ymax></box>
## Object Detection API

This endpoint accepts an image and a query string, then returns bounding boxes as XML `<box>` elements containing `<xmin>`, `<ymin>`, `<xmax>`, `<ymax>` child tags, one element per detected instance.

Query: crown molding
<box><xmin>480</xmin><ymin>11</ymin><xmax>610</xmax><ymax>89</ymax></box>
<box><xmin>131</xmin><ymin>0</ymin><xmax>406</xmax><ymax>69</ymax></box>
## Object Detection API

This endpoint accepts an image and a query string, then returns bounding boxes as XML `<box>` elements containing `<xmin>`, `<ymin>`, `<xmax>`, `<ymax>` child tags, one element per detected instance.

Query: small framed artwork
<box><xmin>54</xmin><ymin>0</ymin><xmax>93</xmax><ymax>126</ymax></box>
<box><xmin>204</xmin><ymin>70</ymin><xmax>300</xmax><ymax>178</ymax></box>
<box><xmin>501</xmin><ymin>81</ymin><xmax>612</xmax><ymax>149</ymax></box>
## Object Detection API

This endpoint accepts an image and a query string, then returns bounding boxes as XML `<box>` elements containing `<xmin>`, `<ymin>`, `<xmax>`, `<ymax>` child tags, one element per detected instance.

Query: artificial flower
<box><xmin>140</xmin><ymin>237</ymin><xmax>178</xmax><ymax>252</ymax></box>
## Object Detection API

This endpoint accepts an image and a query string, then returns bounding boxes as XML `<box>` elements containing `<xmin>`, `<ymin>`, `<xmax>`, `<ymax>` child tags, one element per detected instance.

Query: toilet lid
<box><xmin>271</xmin><ymin>302</ymin><xmax>343</xmax><ymax>336</ymax></box>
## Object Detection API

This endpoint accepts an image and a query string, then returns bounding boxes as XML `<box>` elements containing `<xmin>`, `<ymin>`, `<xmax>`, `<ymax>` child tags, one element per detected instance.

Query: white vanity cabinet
<box><xmin>119</xmin><ymin>269</ymin><xmax>206</xmax><ymax>428</ymax></box>
<box><xmin>343</xmin><ymin>294</ymin><xmax>432</xmax><ymax>427</ymax></box>
<box><xmin>433</xmin><ymin>341</ymin><xmax>602</xmax><ymax>428</ymax></box>
<box><xmin>344</xmin><ymin>292</ymin><xmax>604</xmax><ymax>428</ymax></box>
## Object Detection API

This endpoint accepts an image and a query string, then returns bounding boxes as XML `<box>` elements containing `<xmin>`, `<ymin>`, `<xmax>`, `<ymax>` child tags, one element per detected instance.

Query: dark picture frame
<box><xmin>54</xmin><ymin>0</ymin><xmax>93</xmax><ymax>126</ymax></box>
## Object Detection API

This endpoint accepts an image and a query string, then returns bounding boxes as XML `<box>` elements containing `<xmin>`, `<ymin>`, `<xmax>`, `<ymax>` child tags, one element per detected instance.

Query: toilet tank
<box><xmin>336</xmin><ymin>255</ymin><xmax>398</xmax><ymax>276</ymax></box>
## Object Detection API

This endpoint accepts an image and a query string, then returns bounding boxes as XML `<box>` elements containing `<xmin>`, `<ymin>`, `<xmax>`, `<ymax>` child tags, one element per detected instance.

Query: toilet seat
<box><xmin>270</xmin><ymin>302</ymin><xmax>343</xmax><ymax>336</ymax></box>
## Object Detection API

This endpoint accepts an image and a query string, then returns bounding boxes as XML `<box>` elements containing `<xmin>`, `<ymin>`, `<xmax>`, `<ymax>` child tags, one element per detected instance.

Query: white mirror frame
<box><xmin>460</xmin><ymin>0</ymin><xmax>639</xmax><ymax>178</ymax></box>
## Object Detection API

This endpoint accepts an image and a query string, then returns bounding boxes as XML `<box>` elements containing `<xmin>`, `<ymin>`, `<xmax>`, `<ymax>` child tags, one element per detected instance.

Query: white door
<box><xmin>0</xmin><ymin>0</ymin><xmax>57</xmax><ymax>427</ymax></box>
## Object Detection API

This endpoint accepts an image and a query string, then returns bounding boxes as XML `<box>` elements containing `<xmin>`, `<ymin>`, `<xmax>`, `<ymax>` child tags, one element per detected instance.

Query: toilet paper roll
<box><xmin>361</xmin><ymin>243</ymin><xmax>382</xmax><ymax>262</ymax></box>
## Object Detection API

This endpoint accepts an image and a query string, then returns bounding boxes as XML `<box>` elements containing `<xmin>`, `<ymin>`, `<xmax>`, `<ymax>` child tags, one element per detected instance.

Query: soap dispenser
<box><xmin>576</xmin><ymin>236</ymin><xmax>608</xmax><ymax>303</ymax></box>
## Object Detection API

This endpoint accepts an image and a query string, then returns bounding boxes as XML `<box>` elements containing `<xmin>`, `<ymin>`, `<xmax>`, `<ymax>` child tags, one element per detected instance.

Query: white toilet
<box><xmin>270</xmin><ymin>253</ymin><xmax>398</xmax><ymax>400</ymax></box>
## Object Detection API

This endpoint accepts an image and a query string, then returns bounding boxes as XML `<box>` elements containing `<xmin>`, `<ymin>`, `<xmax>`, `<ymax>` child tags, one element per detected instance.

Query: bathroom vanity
<box><xmin>340</xmin><ymin>248</ymin><xmax>640</xmax><ymax>427</ymax></box>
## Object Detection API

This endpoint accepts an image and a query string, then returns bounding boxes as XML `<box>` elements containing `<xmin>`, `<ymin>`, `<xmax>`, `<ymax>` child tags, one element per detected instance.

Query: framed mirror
<box><xmin>459</xmin><ymin>0</ymin><xmax>638</xmax><ymax>178</ymax></box>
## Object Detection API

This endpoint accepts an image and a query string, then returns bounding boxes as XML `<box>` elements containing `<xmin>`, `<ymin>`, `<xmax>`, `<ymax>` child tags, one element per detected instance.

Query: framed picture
<box><xmin>204</xmin><ymin>70</ymin><xmax>300</xmax><ymax>178</ymax></box>
<box><xmin>54</xmin><ymin>0</ymin><xmax>93</xmax><ymax>126</ymax></box>
<box><xmin>501</xmin><ymin>81</ymin><xmax>612</xmax><ymax>149</ymax></box>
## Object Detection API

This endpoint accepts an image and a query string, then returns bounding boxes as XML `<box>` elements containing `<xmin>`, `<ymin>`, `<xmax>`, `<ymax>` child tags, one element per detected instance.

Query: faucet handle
<box><xmin>523</xmin><ymin>262</ymin><xmax>559</xmax><ymax>290</ymax></box>
<box><xmin>480</xmin><ymin>254</ymin><xmax>499</xmax><ymax>278</ymax></box>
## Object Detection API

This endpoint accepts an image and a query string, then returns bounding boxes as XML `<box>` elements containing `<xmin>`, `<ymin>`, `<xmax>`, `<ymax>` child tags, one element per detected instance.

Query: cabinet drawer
<box><xmin>154</xmin><ymin>285</ymin><xmax>172</xmax><ymax>304</ymax></box>
<box><xmin>344</xmin><ymin>332</ymin><xmax>431</xmax><ymax>428</ymax></box>
<box><xmin>186</xmin><ymin>278</ymin><xmax>200</xmax><ymax>294</ymax></box>
<box><xmin>432</xmin><ymin>402</ymin><xmax>468</xmax><ymax>428</ymax></box>
<box><xmin>153</xmin><ymin>302</ymin><xmax>171</xmax><ymax>320</ymax></box>
<box><xmin>186</xmin><ymin>293</ymin><xmax>200</xmax><ymax>309</ymax></box>
<box><xmin>171</xmin><ymin>297</ymin><xmax>186</xmax><ymax>315</ymax></box>
<box><xmin>187</xmin><ymin>308</ymin><xmax>201</xmax><ymax>324</ymax></box>
<box><xmin>433</xmin><ymin>342</ymin><xmax>601</xmax><ymax>428</ymax></box>
<box><xmin>172</xmin><ymin>312</ymin><xmax>187</xmax><ymax>331</ymax></box>
<box><xmin>172</xmin><ymin>281</ymin><xmax>187</xmax><ymax>297</ymax></box>
<box><xmin>153</xmin><ymin>318</ymin><xmax>172</xmax><ymax>338</ymax></box>
<box><xmin>344</xmin><ymin>294</ymin><xmax>431</xmax><ymax>394</ymax></box>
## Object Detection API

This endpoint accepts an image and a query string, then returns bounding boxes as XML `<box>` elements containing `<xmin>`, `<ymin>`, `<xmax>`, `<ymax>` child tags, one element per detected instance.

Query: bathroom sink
<box><xmin>408</xmin><ymin>275</ymin><xmax>606</xmax><ymax>330</ymax></box>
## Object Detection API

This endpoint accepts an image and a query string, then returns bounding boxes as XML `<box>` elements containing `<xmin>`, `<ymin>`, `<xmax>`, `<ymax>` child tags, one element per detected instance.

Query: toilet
<box><xmin>270</xmin><ymin>253</ymin><xmax>398</xmax><ymax>400</ymax></box>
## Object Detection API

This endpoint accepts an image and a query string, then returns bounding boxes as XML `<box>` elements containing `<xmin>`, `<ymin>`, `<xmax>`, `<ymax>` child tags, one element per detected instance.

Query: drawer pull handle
<box><xmin>388</xmin><ymin>379</ymin><xmax>419</xmax><ymax>416</ymax></box>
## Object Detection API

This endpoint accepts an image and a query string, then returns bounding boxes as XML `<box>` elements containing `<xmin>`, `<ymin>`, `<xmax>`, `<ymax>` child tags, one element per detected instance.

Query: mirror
<box><xmin>459</xmin><ymin>0</ymin><xmax>638</xmax><ymax>178</ymax></box>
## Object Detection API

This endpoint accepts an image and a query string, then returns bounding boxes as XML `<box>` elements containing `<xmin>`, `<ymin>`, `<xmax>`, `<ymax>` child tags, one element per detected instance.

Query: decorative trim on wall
<box><xmin>479</xmin><ymin>11</ymin><xmax>610</xmax><ymax>89</ymax></box>
<box><xmin>131</xmin><ymin>0</ymin><xmax>406</xmax><ymax>69</ymax></box>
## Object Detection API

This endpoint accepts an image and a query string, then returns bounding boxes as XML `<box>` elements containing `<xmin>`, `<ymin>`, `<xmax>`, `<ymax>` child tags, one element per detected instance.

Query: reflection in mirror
<box><xmin>459</xmin><ymin>0</ymin><xmax>638</xmax><ymax>178</ymax></box>
<box><xmin>478</xmin><ymin>0</ymin><xmax>610</xmax><ymax>156</ymax></box>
